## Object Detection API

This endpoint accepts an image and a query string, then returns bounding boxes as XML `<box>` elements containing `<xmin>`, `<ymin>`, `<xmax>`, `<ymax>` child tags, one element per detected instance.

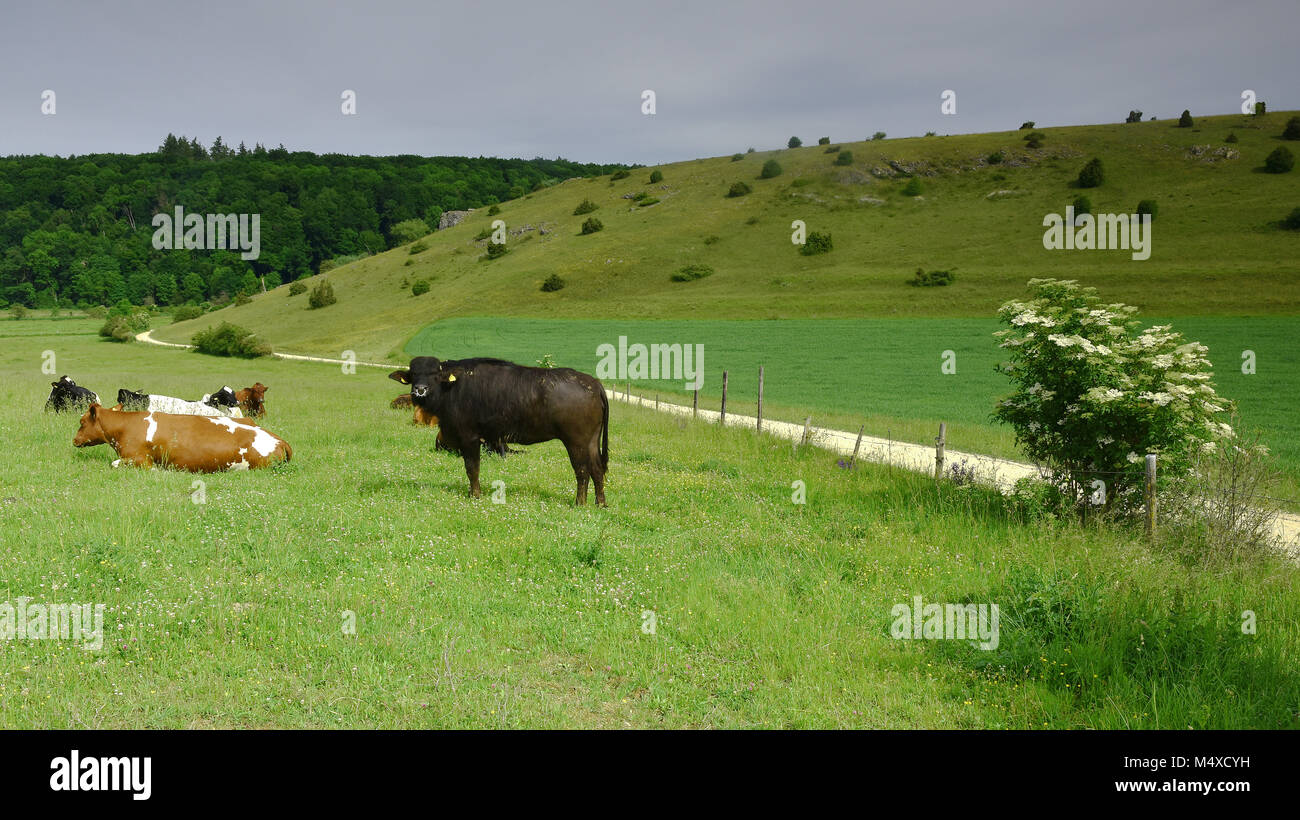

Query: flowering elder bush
<box><xmin>994</xmin><ymin>279</ymin><xmax>1233</xmax><ymax>510</ymax></box>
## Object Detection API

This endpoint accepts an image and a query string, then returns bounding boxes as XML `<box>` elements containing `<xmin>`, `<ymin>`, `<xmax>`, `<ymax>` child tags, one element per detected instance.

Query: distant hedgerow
<box><xmin>541</xmin><ymin>273</ymin><xmax>565</xmax><ymax>292</ymax></box>
<box><xmin>759</xmin><ymin>159</ymin><xmax>783</xmax><ymax>179</ymax></box>
<box><xmin>573</xmin><ymin>199</ymin><xmax>599</xmax><ymax>215</ymax></box>
<box><xmin>727</xmin><ymin>181</ymin><xmax>752</xmax><ymax>198</ymax></box>
<box><xmin>308</xmin><ymin>280</ymin><xmax>337</xmax><ymax>309</ymax></box>
<box><xmin>800</xmin><ymin>231</ymin><xmax>833</xmax><ymax>256</ymax></box>
<box><xmin>580</xmin><ymin>217</ymin><xmax>604</xmax><ymax>234</ymax></box>
<box><xmin>1076</xmin><ymin>157</ymin><xmax>1105</xmax><ymax>188</ymax></box>
<box><xmin>192</xmin><ymin>322</ymin><xmax>270</xmax><ymax>358</ymax></box>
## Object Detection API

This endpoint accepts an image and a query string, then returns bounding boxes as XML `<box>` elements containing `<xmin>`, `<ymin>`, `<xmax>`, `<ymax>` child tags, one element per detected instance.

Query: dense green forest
<box><xmin>0</xmin><ymin>135</ymin><xmax>626</xmax><ymax>309</ymax></box>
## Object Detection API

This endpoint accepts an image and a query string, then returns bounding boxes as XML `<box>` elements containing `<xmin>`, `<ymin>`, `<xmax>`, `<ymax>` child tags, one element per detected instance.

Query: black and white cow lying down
<box><xmin>116</xmin><ymin>387</ymin><xmax>244</xmax><ymax>418</ymax></box>
<box><xmin>45</xmin><ymin>376</ymin><xmax>100</xmax><ymax>413</ymax></box>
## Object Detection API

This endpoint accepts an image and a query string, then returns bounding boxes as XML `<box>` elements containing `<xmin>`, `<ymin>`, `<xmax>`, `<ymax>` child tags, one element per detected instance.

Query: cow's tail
<box><xmin>599</xmin><ymin>388</ymin><xmax>609</xmax><ymax>471</ymax></box>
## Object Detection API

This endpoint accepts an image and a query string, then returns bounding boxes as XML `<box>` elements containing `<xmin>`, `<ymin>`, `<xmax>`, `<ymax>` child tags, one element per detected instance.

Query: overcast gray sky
<box><xmin>2</xmin><ymin>0</ymin><xmax>1296</xmax><ymax>164</ymax></box>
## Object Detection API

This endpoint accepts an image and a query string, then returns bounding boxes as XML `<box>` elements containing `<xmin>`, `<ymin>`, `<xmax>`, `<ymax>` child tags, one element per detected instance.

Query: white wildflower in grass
<box><xmin>995</xmin><ymin>279</ymin><xmax>1235</xmax><ymax>512</ymax></box>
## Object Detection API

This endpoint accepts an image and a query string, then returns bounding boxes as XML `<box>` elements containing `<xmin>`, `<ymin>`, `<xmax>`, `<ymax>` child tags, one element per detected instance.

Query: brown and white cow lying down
<box><xmin>72</xmin><ymin>404</ymin><xmax>292</xmax><ymax>472</ymax></box>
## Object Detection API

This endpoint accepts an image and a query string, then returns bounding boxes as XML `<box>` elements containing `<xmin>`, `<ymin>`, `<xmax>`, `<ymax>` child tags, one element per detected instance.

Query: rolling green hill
<box><xmin>155</xmin><ymin>111</ymin><xmax>1300</xmax><ymax>361</ymax></box>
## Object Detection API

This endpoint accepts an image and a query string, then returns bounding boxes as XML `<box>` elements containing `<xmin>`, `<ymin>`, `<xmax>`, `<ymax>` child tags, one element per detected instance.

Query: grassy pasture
<box><xmin>0</xmin><ymin>318</ymin><xmax>1297</xmax><ymax>728</ymax></box>
<box><xmin>406</xmin><ymin>316</ymin><xmax>1300</xmax><ymax>507</ymax></box>
<box><xmin>154</xmin><ymin>112</ymin><xmax>1300</xmax><ymax>363</ymax></box>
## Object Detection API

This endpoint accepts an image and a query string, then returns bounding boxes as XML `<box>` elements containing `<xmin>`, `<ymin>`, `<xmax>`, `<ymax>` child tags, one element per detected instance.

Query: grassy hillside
<box><xmin>5</xmin><ymin>320</ymin><xmax>1299</xmax><ymax>728</ymax></box>
<box><xmin>155</xmin><ymin>111</ymin><xmax>1300</xmax><ymax>361</ymax></box>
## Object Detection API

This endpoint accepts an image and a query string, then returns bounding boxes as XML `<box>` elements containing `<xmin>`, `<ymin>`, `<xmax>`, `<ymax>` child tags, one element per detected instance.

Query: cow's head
<box><xmin>391</xmin><ymin>357</ymin><xmax>463</xmax><ymax>407</ymax></box>
<box><xmin>205</xmin><ymin>386</ymin><xmax>239</xmax><ymax>408</ymax></box>
<box><xmin>117</xmin><ymin>388</ymin><xmax>148</xmax><ymax>410</ymax></box>
<box><xmin>72</xmin><ymin>404</ymin><xmax>108</xmax><ymax>448</ymax></box>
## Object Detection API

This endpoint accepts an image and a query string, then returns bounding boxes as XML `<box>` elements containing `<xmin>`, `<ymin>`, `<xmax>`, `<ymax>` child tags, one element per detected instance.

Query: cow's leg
<box><xmin>565</xmin><ymin>441</ymin><xmax>590</xmax><ymax>505</ymax></box>
<box><xmin>461</xmin><ymin>445</ymin><xmax>482</xmax><ymax>498</ymax></box>
<box><xmin>588</xmin><ymin>435</ymin><xmax>606</xmax><ymax>507</ymax></box>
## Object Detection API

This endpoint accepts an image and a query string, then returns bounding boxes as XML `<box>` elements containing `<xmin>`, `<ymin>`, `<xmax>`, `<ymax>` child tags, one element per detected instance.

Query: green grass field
<box><xmin>2</xmin><ymin>319</ymin><xmax>1298</xmax><ymax>728</ymax></box>
<box><xmin>403</xmin><ymin>315</ymin><xmax>1300</xmax><ymax>507</ymax></box>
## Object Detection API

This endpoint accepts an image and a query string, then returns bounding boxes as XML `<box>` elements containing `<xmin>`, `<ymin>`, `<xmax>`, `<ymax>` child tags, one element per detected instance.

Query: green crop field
<box><xmin>403</xmin><ymin>316</ymin><xmax>1300</xmax><ymax>507</ymax></box>
<box><xmin>2</xmin><ymin>319</ymin><xmax>1298</xmax><ymax>729</ymax></box>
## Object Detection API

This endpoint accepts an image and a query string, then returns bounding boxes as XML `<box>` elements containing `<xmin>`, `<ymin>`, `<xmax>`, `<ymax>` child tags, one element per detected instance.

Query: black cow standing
<box><xmin>390</xmin><ymin>356</ymin><xmax>609</xmax><ymax>505</ymax></box>
<box><xmin>44</xmin><ymin>376</ymin><xmax>100</xmax><ymax>413</ymax></box>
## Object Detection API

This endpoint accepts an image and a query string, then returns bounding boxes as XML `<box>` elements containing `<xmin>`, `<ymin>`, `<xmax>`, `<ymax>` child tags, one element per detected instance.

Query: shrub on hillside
<box><xmin>671</xmin><ymin>264</ymin><xmax>714</xmax><ymax>282</ymax></box>
<box><xmin>288</xmin><ymin>281</ymin><xmax>307</xmax><ymax>296</ymax></box>
<box><xmin>759</xmin><ymin>160</ymin><xmax>783</xmax><ymax>179</ymax></box>
<box><xmin>390</xmin><ymin>218</ymin><xmax>431</xmax><ymax>245</ymax></box>
<box><xmin>99</xmin><ymin>315</ymin><xmax>133</xmax><ymax>342</ymax></box>
<box><xmin>1019</xmin><ymin>121</ymin><xmax>1035</xmax><ymax>130</ymax></box>
<box><xmin>872</xmin><ymin>132</ymin><xmax>886</xmax><ymax>140</ymax></box>
<box><xmin>409</xmin><ymin>240</ymin><xmax>428</xmax><ymax>254</ymax></box>
<box><xmin>308</xmin><ymin>280</ymin><xmax>337</xmax><ymax>309</ymax></box>
<box><xmin>787</xmin><ymin>136</ymin><xmax>802</xmax><ymax>148</ymax></box>
<box><xmin>818</xmin><ymin>137</ymin><xmax>830</xmax><ymax>145</ymax></box>
<box><xmin>573</xmin><ymin>199</ymin><xmax>599</xmax><ymax>215</ymax></box>
<box><xmin>800</xmin><ymin>232</ymin><xmax>833</xmax><ymax>256</ymax></box>
<box><xmin>86</xmin><ymin>305</ymin><xmax>108</xmax><ymax>319</ymax></box>
<box><xmin>1283</xmin><ymin>207</ymin><xmax>1300</xmax><ymax>230</ymax></box>
<box><xmin>1076</xmin><ymin>157</ymin><xmax>1105</xmax><ymax>188</ymax></box>
<box><xmin>610</xmin><ymin>169</ymin><xmax>630</xmax><ymax>181</ymax></box>
<box><xmin>731</xmin><ymin>153</ymin><xmax>744</xmax><ymax>162</ymax></box>
<box><xmin>834</xmin><ymin>150</ymin><xmax>854</xmax><ymax>166</ymax></box>
<box><xmin>1283</xmin><ymin>117</ymin><xmax>1300</xmax><ymax>140</ymax></box>
<box><xmin>1225</xmin><ymin>132</ymin><xmax>1239</xmax><ymax>144</ymax></box>
<box><xmin>1178</xmin><ymin>109</ymin><xmax>1194</xmax><ymax>128</ymax></box>
<box><xmin>580</xmin><ymin>217</ymin><xmax>604</xmax><ymax>235</ymax></box>
<box><xmin>649</xmin><ymin>170</ymin><xmax>663</xmax><ymax>183</ymax></box>
<box><xmin>1072</xmin><ymin>196</ymin><xmax>1092</xmax><ymax>219</ymax></box>
<box><xmin>541</xmin><ymin>273</ymin><xmax>566</xmax><ymax>292</ymax></box>
<box><xmin>902</xmin><ymin>178</ymin><xmax>923</xmax><ymax>196</ymax></box>
<box><xmin>1264</xmin><ymin>146</ymin><xmax>1294</xmax><ymax>174</ymax></box>
<box><xmin>824</xmin><ymin>145</ymin><xmax>840</xmax><ymax>153</ymax></box>
<box><xmin>1125</xmin><ymin>110</ymin><xmax>1143</xmax><ymax>124</ymax></box>
<box><xmin>234</xmin><ymin>293</ymin><xmax>252</xmax><ymax>306</ymax></box>
<box><xmin>637</xmin><ymin>197</ymin><xmax>660</xmax><ymax>206</ymax></box>
<box><xmin>987</xmin><ymin>151</ymin><xmax>1004</xmax><ymax>165</ymax></box>
<box><xmin>1136</xmin><ymin>199</ymin><xmax>1158</xmax><ymax>221</ymax></box>
<box><xmin>1023</xmin><ymin>131</ymin><xmax>1046</xmax><ymax>149</ymax></box>
<box><xmin>909</xmin><ymin>268</ymin><xmax>955</xmax><ymax>287</ymax></box>
<box><xmin>727</xmin><ymin>181</ymin><xmax>752</xmax><ymax>198</ymax></box>
<box><xmin>192</xmin><ymin>322</ymin><xmax>270</xmax><ymax>358</ymax></box>
<box><xmin>994</xmin><ymin>279</ymin><xmax>1233</xmax><ymax>512</ymax></box>
<box><xmin>411</xmin><ymin>279</ymin><xmax>431</xmax><ymax>296</ymax></box>
<box><xmin>487</xmin><ymin>204</ymin><xmax>501</xmax><ymax>216</ymax></box>
<box><xmin>486</xmin><ymin>242</ymin><xmax>508</xmax><ymax>258</ymax></box>
<box><xmin>171</xmin><ymin>305</ymin><xmax>204</xmax><ymax>323</ymax></box>
<box><xmin>1254</xmin><ymin>101</ymin><xmax>1266</xmax><ymax>115</ymax></box>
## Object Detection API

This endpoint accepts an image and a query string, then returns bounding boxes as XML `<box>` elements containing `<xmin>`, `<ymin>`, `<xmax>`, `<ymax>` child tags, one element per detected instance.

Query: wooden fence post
<box><xmin>720</xmin><ymin>371</ymin><xmax>728</xmax><ymax>425</ymax></box>
<box><xmin>654</xmin><ymin>394</ymin><xmax>658</xmax><ymax>410</ymax></box>
<box><xmin>756</xmin><ymin>365</ymin><xmax>764</xmax><ymax>433</ymax></box>
<box><xmin>801</xmin><ymin>416</ymin><xmax>812</xmax><ymax>446</ymax></box>
<box><xmin>693</xmin><ymin>389</ymin><xmax>698</xmax><ymax>418</ymax></box>
<box><xmin>934</xmin><ymin>422</ymin><xmax>947</xmax><ymax>480</ymax></box>
<box><xmin>849</xmin><ymin>424</ymin><xmax>864</xmax><ymax>469</ymax></box>
<box><xmin>1145</xmin><ymin>454</ymin><xmax>1158</xmax><ymax>540</ymax></box>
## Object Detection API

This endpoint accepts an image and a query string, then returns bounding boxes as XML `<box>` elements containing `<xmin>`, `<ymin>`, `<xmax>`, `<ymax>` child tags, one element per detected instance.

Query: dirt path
<box><xmin>134</xmin><ymin>330</ymin><xmax>1298</xmax><ymax>554</ymax></box>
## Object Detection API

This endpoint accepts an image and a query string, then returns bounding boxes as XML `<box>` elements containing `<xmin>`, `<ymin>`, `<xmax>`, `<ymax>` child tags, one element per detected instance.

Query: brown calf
<box><xmin>73</xmin><ymin>404</ymin><xmax>292</xmax><ymax>472</ymax></box>
<box><xmin>235</xmin><ymin>382</ymin><xmax>268</xmax><ymax>417</ymax></box>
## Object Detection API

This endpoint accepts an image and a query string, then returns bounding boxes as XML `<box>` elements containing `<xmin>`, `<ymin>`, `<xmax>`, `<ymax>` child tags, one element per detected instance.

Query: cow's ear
<box><xmin>389</xmin><ymin>369</ymin><xmax>411</xmax><ymax>384</ymax></box>
<box><xmin>436</xmin><ymin>369</ymin><xmax>460</xmax><ymax>384</ymax></box>
<box><xmin>88</xmin><ymin>403</ymin><xmax>99</xmax><ymax>419</ymax></box>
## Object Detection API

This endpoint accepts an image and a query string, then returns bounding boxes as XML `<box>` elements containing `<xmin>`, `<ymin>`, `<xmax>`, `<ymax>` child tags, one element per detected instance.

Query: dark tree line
<box><xmin>0</xmin><ymin>135</ymin><xmax>625</xmax><ymax>308</ymax></box>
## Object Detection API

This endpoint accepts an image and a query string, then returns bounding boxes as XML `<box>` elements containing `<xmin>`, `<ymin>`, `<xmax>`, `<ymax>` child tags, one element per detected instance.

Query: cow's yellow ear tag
<box><xmin>447</xmin><ymin>374</ymin><xmax>456</xmax><ymax>382</ymax></box>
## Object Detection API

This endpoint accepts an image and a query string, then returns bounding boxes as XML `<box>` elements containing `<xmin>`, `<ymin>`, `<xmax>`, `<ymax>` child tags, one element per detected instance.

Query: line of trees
<box><xmin>0</xmin><ymin>135</ymin><xmax>625</xmax><ymax>309</ymax></box>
